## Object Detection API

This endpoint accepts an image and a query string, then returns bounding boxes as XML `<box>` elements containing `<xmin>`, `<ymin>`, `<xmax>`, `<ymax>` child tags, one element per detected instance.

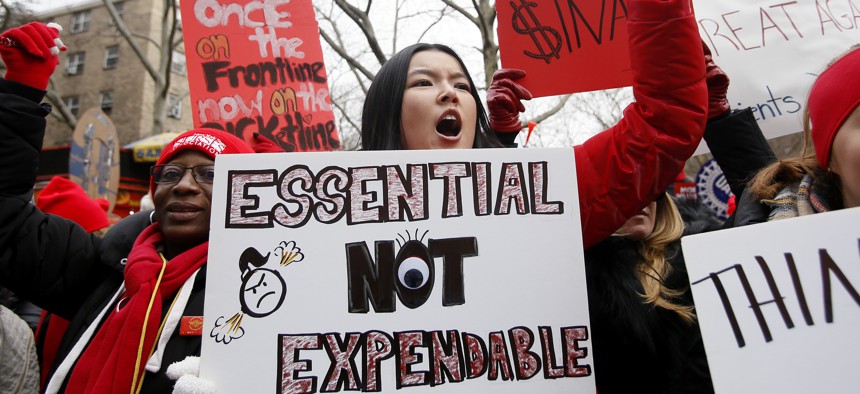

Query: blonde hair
<box><xmin>636</xmin><ymin>196</ymin><xmax>695</xmax><ymax>324</ymax></box>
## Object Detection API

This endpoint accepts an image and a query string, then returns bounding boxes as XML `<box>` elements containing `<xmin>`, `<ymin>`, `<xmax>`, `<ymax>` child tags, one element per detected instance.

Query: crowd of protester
<box><xmin>1</xmin><ymin>0</ymin><xmax>858</xmax><ymax>392</ymax></box>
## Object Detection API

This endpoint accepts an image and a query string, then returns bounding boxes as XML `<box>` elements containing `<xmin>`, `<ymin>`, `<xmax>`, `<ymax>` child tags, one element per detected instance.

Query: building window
<box><xmin>70</xmin><ymin>11</ymin><xmax>91</xmax><ymax>33</ymax></box>
<box><xmin>104</xmin><ymin>46</ymin><xmax>119</xmax><ymax>69</ymax></box>
<box><xmin>167</xmin><ymin>95</ymin><xmax>182</xmax><ymax>118</ymax></box>
<box><xmin>64</xmin><ymin>96</ymin><xmax>80</xmax><ymax>117</ymax></box>
<box><xmin>100</xmin><ymin>91</ymin><xmax>114</xmax><ymax>115</ymax></box>
<box><xmin>66</xmin><ymin>52</ymin><xmax>86</xmax><ymax>75</ymax></box>
<box><xmin>170</xmin><ymin>51</ymin><xmax>186</xmax><ymax>75</ymax></box>
<box><xmin>108</xmin><ymin>1</ymin><xmax>125</xmax><ymax>25</ymax></box>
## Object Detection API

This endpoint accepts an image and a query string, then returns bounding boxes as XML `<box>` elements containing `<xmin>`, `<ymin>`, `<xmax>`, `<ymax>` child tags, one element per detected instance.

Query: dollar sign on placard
<box><xmin>510</xmin><ymin>0</ymin><xmax>562</xmax><ymax>64</ymax></box>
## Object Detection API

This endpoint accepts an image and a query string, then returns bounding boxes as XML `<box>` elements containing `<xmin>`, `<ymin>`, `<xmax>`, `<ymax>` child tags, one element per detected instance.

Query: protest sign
<box><xmin>68</xmin><ymin>108</ymin><xmax>119</xmax><ymax>213</ymax></box>
<box><xmin>496</xmin><ymin>0</ymin><xmax>632</xmax><ymax>97</ymax></box>
<box><xmin>201</xmin><ymin>148</ymin><xmax>595</xmax><ymax>393</ymax></box>
<box><xmin>496</xmin><ymin>0</ymin><xmax>858</xmax><ymax>149</ymax></box>
<box><xmin>692</xmin><ymin>0</ymin><xmax>860</xmax><ymax>154</ymax></box>
<box><xmin>682</xmin><ymin>208</ymin><xmax>860</xmax><ymax>393</ymax></box>
<box><xmin>178</xmin><ymin>0</ymin><xmax>340</xmax><ymax>152</ymax></box>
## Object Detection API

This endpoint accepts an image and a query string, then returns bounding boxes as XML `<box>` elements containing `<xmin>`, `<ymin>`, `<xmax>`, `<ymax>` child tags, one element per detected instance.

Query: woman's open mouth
<box><xmin>436</xmin><ymin>111</ymin><xmax>462</xmax><ymax>137</ymax></box>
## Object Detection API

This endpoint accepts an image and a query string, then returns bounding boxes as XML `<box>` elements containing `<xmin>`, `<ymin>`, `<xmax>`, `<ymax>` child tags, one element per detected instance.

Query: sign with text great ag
<box><xmin>202</xmin><ymin>148</ymin><xmax>594</xmax><ymax>393</ymax></box>
<box><xmin>683</xmin><ymin>208</ymin><xmax>860</xmax><ymax>393</ymax></box>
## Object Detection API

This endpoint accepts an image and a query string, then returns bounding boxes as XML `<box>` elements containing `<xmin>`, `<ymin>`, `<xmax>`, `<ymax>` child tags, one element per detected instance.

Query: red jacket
<box><xmin>576</xmin><ymin>0</ymin><xmax>706</xmax><ymax>248</ymax></box>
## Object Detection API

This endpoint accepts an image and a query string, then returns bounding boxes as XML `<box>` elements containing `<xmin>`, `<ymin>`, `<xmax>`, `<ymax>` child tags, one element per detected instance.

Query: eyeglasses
<box><xmin>151</xmin><ymin>164</ymin><xmax>216</xmax><ymax>185</ymax></box>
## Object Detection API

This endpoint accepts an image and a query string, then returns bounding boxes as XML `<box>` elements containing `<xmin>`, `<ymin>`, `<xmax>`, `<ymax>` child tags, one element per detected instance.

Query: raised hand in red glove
<box><xmin>703</xmin><ymin>41</ymin><xmax>730</xmax><ymax>119</ymax></box>
<box><xmin>0</xmin><ymin>22</ymin><xmax>66</xmax><ymax>90</ymax></box>
<box><xmin>487</xmin><ymin>68</ymin><xmax>532</xmax><ymax>144</ymax></box>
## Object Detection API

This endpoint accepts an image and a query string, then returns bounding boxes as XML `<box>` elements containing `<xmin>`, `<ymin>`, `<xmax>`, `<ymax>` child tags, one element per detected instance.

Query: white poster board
<box><xmin>683</xmin><ymin>208</ymin><xmax>860</xmax><ymax>393</ymax></box>
<box><xmin>201</xmin><ymin>148</ymin><xmax>595</xmax><ymax>393</ymax></box>
<box><xmin>692</xmin><ymin>0</ymin><xmax>860</xmax><ymax>155</ymax></box>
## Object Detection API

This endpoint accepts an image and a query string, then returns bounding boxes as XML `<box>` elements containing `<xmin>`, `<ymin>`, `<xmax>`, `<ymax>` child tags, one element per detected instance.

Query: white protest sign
<box><xmin>692</xmin><ymin>0</ymin><xmax>860</xmax><ymax>155</ymax></box>
<box><xmin>201</xmin><ymin>148</ymin><xmax>595</xmax><ymax>393</ymax></box>
<box><xmin>682</xmin><ymin>208</ymin><xmax>860</xmax><ymax>393</ymax></box>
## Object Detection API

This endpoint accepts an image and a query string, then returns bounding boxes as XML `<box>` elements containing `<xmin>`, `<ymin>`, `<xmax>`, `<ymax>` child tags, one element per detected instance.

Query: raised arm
<box><xmin>574</xmin><ymin>0</ymin><xmax>707</xmax><ymax>247</ymax></box>
<box><xmin>0</xmin><ymin>23</ymin><xmax>111</xmax><ymax>319</ymax></box>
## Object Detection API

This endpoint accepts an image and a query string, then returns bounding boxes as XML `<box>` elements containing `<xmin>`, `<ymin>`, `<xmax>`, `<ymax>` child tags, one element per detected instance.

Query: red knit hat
<box><xmin>36</xmin><ymin>176</ymin><xmax>111</xmax><ymax>233</ymax></box>
<box><xmin>808</xmin><ymin>47</ymin><xmax>860</xmax><ymax>169</ymax></box>
<box><xmin>150</xmin><ymin>128</ymin><xmax>254</xmax><ymax>193</ymax></box>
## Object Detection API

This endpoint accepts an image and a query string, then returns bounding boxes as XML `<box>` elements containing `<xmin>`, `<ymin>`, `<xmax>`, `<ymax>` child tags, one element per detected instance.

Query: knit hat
<box><xmin>808</xmin><ymin>47</ymin><xmax>860</xmax><ymax>169</ymax></box>
<box><xmin>36</xmin><ymin>176</ymin><xmax>111</xmax><ymax>233</ymax></box>
<box><xmin>150</xmin><ymin>128</ymin><xmax>254</xmax><ymax>193</ymax></box>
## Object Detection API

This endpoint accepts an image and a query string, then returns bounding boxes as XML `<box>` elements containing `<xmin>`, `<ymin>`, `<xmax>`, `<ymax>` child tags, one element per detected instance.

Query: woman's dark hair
<box><xmin>360</xmin><ymin>43</ymin><xmax>503</xmax><ymax>150</ymax></box>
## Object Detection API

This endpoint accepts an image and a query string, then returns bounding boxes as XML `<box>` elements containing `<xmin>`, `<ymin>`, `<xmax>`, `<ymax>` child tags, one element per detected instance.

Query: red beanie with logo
<box><xmin>36</xmin><ymin>176</ymin><xmax>111</xmax><ymax>233</ymax></box>
<box><xmin>150</xmin><ymin>128</ymin><xmax>254</xmax><ymax>193</ymax></box>
<box><xmin>808</xmin><ymin>47</ymin><xmax>860</xmax><ymax>169</ymax></box>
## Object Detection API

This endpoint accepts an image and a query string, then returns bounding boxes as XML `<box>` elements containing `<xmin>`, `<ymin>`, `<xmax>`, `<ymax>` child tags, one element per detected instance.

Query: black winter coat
<box><xmin>584</xmin><ymin>201</ymin><xmax>718</xmax><ymax>394</ymax></box>
<box><xmin>0</xmin><ymin>79</ymin><xmax>204</xmax><ymax>393</ymax></box>
<box><xmin>583</xmin><ymin>108</ymin><xmax>775</xmax><ymax>393</ymax></box>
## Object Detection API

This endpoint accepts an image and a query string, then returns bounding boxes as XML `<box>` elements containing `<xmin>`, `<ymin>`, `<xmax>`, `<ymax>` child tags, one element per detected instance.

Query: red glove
<box><xmin>703</xmin><ymin>42</ymin><xmax>730</xmax><ymax>119</ymax></box>
<box><xmin>251</xmin><ymin>133</ymin><xmax>285</xmax><ymax>153</ymax></box>
<box><xmin>0</xmin><ymin>22</ymin><xmax>65</xmax><ymax>90</ymax></box>
<box><xmin>487</xmin><ymin>68</ymin><xmax>532</xmax><ymax>134</ymax></box>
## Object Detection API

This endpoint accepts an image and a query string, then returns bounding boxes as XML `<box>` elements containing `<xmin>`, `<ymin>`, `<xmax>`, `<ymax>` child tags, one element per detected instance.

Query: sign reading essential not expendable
<box><xmin>202</xmin><ymin>148</ymin><xmax>595</xmax><ymax>393</ymax></box>
<box><xmin>682</xmin><ymin>208</ymin><xmax>860</xmax><ymax>393</ymax></box>
<box><xmin>178</xmin><ymin>0</ymin><xmax>340</xmax><ymax>152</ymax></box>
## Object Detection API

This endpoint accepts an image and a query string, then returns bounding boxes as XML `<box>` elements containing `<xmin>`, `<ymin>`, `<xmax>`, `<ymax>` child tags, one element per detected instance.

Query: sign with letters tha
<box><xmin>178</xmin><ymin>0</ymin><xmax>341</xmax><ymax>152</ymax></box>
<box><xmin>201</xmin><ymin>148</ymin><xmax>595</xmax><ymax>393</ymax></box>
<box><xmin>682</xmin><ymin>207</ymin><xmax>860</xmax><ymax>393</ymax></box>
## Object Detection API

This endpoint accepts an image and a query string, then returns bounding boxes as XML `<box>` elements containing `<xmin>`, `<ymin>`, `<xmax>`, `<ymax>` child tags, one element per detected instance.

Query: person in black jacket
<box><xmin>0</xmin><ymin>22</ymin><xmax>254</xmax><ymax>394</ymax></box>
<box><xmin>581</xmin><ymin>43</ymin><xmax>780</xmax><ymax>393</ymax></box>
<box><xmin>586</xmin><ymin>193</ymin><xmax>716</xmax><ymax>394</ymax></box>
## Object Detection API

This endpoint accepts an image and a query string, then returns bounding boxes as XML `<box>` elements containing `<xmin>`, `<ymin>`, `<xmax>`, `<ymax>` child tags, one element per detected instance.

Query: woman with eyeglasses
<box><xmin>0</xmin><ymin>23</ymin><xmax>254</xmax><ymax>393</ymax></box>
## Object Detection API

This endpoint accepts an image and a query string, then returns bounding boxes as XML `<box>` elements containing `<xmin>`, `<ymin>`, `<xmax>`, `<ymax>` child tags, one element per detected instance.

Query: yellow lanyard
<box><xmin>129</xmin><ymin>253</ymin><xmax>168</xmax><ymax>394</ymax></box>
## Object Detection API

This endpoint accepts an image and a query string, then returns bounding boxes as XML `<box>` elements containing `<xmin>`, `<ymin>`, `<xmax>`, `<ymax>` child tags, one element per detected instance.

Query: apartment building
<box><xmin>39</xmin><ymin>0</ymin><xmax>192</xmax><ymax>147</ymax></box>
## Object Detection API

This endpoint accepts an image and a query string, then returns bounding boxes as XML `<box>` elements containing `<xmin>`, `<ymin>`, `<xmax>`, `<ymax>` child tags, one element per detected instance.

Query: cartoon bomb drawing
<box><xmin>211</xmin><ymin>240</ymin><xmax>304</xmax><ymax>344</ymax></box>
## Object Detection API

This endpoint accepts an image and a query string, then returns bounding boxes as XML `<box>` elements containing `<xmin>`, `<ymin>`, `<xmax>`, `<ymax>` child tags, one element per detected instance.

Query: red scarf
<box><xmin>65</xmin><ymin>224</ymin><xmax>208</xmax><ymax>393</ymax></box>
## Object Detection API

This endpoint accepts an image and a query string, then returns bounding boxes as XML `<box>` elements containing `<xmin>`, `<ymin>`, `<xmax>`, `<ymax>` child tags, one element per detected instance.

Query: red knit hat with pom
<box><xmin>808</xmin><ymin>47</ymin><xmax>860</xmax><ymax>168</ymax></box>
<box><xmin>36</xmin><ymin>176</ymin><xmax>111</xmax><ymax>233</ymax></box>
<box><xmin>150</xmin><ymin>128</ymin><xmax>254</xmax><ymax>193</ymax></box>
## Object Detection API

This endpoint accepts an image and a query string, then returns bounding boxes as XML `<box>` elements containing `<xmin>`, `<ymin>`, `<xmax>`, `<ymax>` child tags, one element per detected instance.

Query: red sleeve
<box><xmin>575</xmin><ymin>0</ymin><xmax>707</xmax><ymax>248</ymax></box>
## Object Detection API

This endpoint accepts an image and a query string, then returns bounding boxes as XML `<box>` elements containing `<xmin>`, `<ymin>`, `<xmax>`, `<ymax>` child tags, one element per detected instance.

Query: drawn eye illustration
<box><xmin>398</xmin><ymin>256</ymin><xmax>430</xmax><ymax>289</ymax></box>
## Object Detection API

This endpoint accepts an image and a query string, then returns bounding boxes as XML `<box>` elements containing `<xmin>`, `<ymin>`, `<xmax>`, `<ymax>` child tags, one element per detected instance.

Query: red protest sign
<box><xmin>496</xmin><ymin>0</ymin><xmax>632</xmax><ymax>98</ymax></box>
<box><xmin>178</xmin><ymin>0</ymin><xmax>340</xmax><ymax>152</ymax></box>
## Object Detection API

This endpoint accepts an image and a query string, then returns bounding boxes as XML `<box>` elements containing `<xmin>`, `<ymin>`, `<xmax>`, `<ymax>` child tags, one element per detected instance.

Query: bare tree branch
<box><xmin>45</xmin><ymin>78</ymin><xmax>78</xmax><ymax>129</ymax></box>
<box><xmin>0</xmin><ymin>0</ymin><xmax>11</xmax><ymax>31</ymax></box>
<box><xmin>415</xmin><ymin>5</ymin><xmax>454</xmax><ymax>43</ymax></box>
<box><xmin>102</xmin><ymin>0</ymin><xmax>164</xmax><ymax>87</ymax></box>
<box><xmin>441</xmin><ymin>0</ymin><xmax>479</xmax><ymax>25</ymax></box>
<box><xmin>317</xmin><ymin>28</ymin><xmax>375</xmax><ymax>81</ymax></box>
<box><xmin>333</xmin><ymin>0</ymin><xmax>387</xmax><ymax>65</ymax></box>
<box><xmin>527</xmin><ymin>94</ymin><xmax>571</xmax><ymax>125</ymax></box>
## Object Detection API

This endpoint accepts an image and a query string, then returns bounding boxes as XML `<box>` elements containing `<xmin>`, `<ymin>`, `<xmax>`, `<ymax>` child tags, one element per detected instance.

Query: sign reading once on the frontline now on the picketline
<box><xmin>683</xmin><ymin>207</ymin><xmax>860</xmax><ymax>393</ymax></box>
<box><xmin>200</xmin><ymin>148</ymin><xmax>596</xmax><ymax>393</ymax></box>
<box><xmin>178</xmin><ymin>0</ymin><xmax>340</xmax><ymax>153</ymax></box>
